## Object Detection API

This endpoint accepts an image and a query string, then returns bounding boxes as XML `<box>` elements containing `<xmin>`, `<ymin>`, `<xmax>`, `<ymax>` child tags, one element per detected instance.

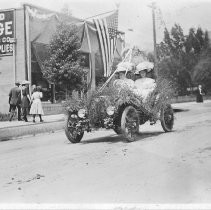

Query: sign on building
<box><xmin>0</xmin><ymin>10</ymin><xmax>14</xmax><ymax>56</ymax></box>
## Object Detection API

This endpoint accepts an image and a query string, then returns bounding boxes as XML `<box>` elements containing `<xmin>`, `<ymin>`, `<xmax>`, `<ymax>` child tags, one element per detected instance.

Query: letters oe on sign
<box><xmin>0</xmin><ymin>10</ymin><xmax>14</xmax><ymax>56</ymax></box>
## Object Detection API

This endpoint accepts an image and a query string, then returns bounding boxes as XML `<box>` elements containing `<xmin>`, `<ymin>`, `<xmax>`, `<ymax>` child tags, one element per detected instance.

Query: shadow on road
<box><xmin>80</xmin><ymin>134</ymin><xmax>124</xmax><ymax>144</ymax></box>
<box><xmin>80</xmin><ymin>130</ymin><xmax>164</xmax><ymax>144</ymax></box>
<box><xmin>173</xmin><ymin>108</ymin><xmax>189</xmax><ymax>113</ymax></box>
<box><xmin>136</xmin><ymin>131</ymin><xmax>164</xmax><ymax>141</ymax></box>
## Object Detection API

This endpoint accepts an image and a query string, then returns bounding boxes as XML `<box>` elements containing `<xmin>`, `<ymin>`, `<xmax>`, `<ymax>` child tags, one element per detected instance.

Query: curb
<box><xmin>0</xmin><ymin>120</ymin><xmax>65</xmax><ymax>141</ymax></box>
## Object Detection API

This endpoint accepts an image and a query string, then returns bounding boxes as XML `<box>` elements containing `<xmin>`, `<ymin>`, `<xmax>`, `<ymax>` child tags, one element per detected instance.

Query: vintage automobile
<box><xmin>64</xmin><ymin>75</ymin><xmax>174</xmax><ymax>143</ymax></box>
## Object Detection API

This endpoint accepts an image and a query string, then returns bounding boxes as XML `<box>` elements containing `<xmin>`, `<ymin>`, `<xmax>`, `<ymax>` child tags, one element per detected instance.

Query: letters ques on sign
<box><xmin>0</xmin><ymin>10</ymin><xmax>14</xmax><ymax>56</ymax></box>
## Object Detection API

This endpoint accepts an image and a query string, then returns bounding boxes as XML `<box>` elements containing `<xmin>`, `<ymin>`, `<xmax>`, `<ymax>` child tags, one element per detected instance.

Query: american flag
<box><xmin>93</xmin><ymin>10</ymin><xmax>119</xmax><ymax>77</ymax></box>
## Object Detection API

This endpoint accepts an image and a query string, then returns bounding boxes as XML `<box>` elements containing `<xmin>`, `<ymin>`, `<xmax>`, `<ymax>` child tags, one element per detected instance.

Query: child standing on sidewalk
<box><xmin>30</xmin><ymin>86</ymin><xmax>44</xmax><ymax>123</ymax></box>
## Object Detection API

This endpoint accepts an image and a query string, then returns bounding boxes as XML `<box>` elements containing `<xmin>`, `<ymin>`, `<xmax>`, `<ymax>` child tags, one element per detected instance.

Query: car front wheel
<box><xmin>121</xmin><ymin>106</ymin><xmax>139</xmax><ymax>142</ymax></box>
<box><xmin>65</xmin><ymin>115</ymin><xmax>84</xmax><ymax>143</ymax></box>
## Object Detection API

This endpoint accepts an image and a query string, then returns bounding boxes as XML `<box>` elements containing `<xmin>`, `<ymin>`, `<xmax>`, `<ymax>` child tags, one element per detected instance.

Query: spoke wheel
<box><xmin>65</xmin><ymin>115</ymin><xmax>84</xmax><ymax>143</ymax></box>
<box><xmin>160</xmin><ymin>104</ymin><xmax>174</xmax><ymax>132</ymax></box>
<box><xmin>113</xmin><ymin>115</ymin><xmax>122</xmax><ymax>134</ymax></box>
<box><xmin>121</xmin><ymin>106</ymin><xmax>139</xmax><ymax>142</ymax></box>
<box><xmin>113</xmin><ymin>126</ymin><xmax>122</xmax><ymax>134</ymax></box>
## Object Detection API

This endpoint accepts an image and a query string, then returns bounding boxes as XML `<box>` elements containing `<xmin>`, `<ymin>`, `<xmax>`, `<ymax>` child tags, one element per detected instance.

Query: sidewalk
<box><xmin>0</xmin><ymin>114</ymin><xmax>65</xmax><ymax>141</ymax></box>
<box><xmin>172</xmin><ymin>99</ymin><xmax>211</xmax><ymax>110</ymax></box>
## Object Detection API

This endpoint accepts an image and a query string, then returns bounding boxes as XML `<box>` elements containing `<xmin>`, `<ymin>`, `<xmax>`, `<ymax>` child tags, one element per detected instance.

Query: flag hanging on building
<box><xmin>93</xmin><ymin>10</ymin><xmax>118</xmax><ymax>77</ymax></box>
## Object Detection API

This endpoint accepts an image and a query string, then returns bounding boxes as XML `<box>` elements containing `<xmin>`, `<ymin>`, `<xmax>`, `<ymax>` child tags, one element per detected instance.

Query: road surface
<box><xmin>0</xmin><ymin>101</ymin><xmax>211</xmax><ymax>203</ymax></box>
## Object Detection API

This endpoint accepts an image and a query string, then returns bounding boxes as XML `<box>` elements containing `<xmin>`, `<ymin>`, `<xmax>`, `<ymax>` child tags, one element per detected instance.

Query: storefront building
<box><xmin>0</xmin><ymin>8</ymin><xmax>24</xmax><ymax>113</ymax></box>
<box><xmin>0</xmin><ymin>4</ymin><xmax>124</xmax><ymax>114</ymax></box>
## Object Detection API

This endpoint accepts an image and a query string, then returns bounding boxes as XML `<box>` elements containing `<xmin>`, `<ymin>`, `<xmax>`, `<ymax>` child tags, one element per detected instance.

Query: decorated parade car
<box><xmin>64</xmin><ymin>59</ymin><xmax>175</xmax><ymax>143</ymax></box>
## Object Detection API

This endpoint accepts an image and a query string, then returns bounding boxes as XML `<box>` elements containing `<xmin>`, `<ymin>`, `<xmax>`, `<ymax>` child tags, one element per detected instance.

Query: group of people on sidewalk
<box><xmin>8</xmin><ymin>81</ymin><xmax>44</xmax><ymax>123</ymax></box>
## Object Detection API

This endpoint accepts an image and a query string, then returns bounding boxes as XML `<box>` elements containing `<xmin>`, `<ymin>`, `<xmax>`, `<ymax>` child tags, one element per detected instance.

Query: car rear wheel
<box><xmin>113</xmin><ymin>126</ymin><xmax>122</xmax><ymax>134</ymax></box>
<box><xmin>160</xmin><ymin>104</ymin><xmax>174</xmax><ymax>132</ymax></box>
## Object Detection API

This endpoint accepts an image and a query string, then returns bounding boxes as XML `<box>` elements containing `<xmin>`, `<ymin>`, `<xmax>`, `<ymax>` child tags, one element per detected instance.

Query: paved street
<box><xmin>0</xmin><ymin>101</ymin><xmax>211</xmax><ymax>203</ymax></box>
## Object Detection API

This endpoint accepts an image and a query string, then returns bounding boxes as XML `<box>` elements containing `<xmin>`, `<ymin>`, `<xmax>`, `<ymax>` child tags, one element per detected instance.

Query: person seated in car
<box><xmin>133</xmin><ymin>64</ymin><xmax>156</xmax><ymax>102</ymax></box>
<box><xmin>134</xmin><ymin>63</ymin><xmax>160</xmax><ymax>124</ymax></box>
<box><xmin>113</xmin><ymin>62</ymin><xmax>135</xmax><ymax>89</ymax></box>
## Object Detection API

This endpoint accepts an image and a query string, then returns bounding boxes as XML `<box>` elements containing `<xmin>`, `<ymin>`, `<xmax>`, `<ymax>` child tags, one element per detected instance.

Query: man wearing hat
<box><xmin>21</xmin><ymin>80</ymin><xmax>31</xmax><ymax>122</ymax></box>
<box><xmin>8</xmin><ymin>81</ymin><xmax>22</xmax><ymax>121</ymax></box>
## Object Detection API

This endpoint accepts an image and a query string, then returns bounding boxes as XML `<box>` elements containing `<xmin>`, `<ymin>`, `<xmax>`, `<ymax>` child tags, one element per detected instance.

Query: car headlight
<box><xmin>106</xmin><ymin>106</ymin><xmax>115</xmax><ymax>116</ymax></box>
<box><xmin>70</xmin><ymin>114</ymin><xmax>78</xmax><ymax>119</ymax></box>
<box><xmin>78</xmin><ymin>109</ymin><xmax>86</xmax><ymax>118</ymax></box>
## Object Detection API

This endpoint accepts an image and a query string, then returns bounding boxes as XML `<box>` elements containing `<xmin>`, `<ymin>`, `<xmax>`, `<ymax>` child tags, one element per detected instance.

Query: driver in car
<box><xmin>113</xmin><ymin>62</ymin><xmax>135</xmax><ymax>89</ymax></box>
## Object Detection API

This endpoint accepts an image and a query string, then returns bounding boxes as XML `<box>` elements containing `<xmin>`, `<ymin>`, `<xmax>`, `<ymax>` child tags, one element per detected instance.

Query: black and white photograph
<box><xmin>0</xmin><ymin>0</ymin><xmax>211</xmax><ymax>209</ymax></box>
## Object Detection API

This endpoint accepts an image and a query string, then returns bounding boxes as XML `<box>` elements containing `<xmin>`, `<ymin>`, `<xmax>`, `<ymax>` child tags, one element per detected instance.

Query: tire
<box><xmin>121</xmin><ymin>106</ymin><xmax>139</xmax><ymax>142</ymax></box>
<box><xmin>65</xmin><ymin>115</ymin><xmax>84</xmax><ymax>143</ymax></box>
<box><xmin>160</xmin><ymin>104</ymin><xmax>174</xmax><ymax>132</ymax></box>
<box><xmin>113</xmin><ymin>115</ymin><xmax>122</xmax><ymax>134</ymax></box>
<box><xmin>113</xmin><ymin>126</ymin><xmax>122</xmax><ymax>134</ymax></box>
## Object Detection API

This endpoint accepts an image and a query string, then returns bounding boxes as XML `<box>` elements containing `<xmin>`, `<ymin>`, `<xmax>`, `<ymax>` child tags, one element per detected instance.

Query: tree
<box><xmin>192</xmin><ymin>48</ymin><xmax>211</xmax><ymax>92</ymax></box>
<box><xmin>42</xmin><ymin>22</ymin><xmax>86</xmax><ymax>94</ymax></box>
<box><xmin>157</xmin><ymin>24</ymin><xmax>211</xmax><ymax>95</ymax></box>
<box><xmin>204</xmin><ymin>31</ymin><xmax>209</xmax><ymax>49</ymax></box>
<box><xmin>157</xmin><ymin>24</ymin><xmax>188</xmax><ymax>94</ymax></box>
<box><xmin>170</xmin><ymin>24</ymin><xmax>185</xmax><ymax>57</ymax></box>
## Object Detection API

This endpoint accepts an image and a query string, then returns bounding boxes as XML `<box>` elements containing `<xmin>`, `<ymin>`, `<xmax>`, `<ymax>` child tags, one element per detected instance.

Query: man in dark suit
<box><xmin>9</xmin><ymin>81</ymin><xmax>22</xmax><ymax>121</ymax></box>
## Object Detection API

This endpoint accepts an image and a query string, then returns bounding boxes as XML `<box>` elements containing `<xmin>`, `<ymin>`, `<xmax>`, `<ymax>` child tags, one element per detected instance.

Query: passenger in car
<box><xmin>133</xmin><ymin>63</ymin><xmax>156</xmax><ymax>102</ymax></box>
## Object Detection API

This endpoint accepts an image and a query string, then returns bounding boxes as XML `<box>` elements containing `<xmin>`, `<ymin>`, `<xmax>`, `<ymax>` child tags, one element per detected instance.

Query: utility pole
<box><xmin>148</xmin><ymin>2</ymin><xmax>158</xmax><ymax>78</ymax></box>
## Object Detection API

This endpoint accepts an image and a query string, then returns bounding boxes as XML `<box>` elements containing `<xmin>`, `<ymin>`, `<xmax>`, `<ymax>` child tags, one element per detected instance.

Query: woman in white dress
<box><xmin>133</xmin><ymin>64</ymin><xmax>156</xmax><ymax>102</ymax></box>
<box><xmin>30</xmin><ymin>86</ymin><xmax>44</xmax><ymax>123</ymax></box>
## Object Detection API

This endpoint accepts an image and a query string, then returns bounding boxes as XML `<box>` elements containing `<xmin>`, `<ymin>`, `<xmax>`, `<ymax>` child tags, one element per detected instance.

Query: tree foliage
<box><xmin>156</xmin><ymin>24</ymin><xmax>210</xmax><ymax>95</ymax></box>
<box><xmin>192</xmin><ymin>48</ymin><xmax>211</xmax><ymax>91</ymax></box>
<box><xmin>42</xmin><ymin>22</ymin><xmax>86</xmax><ymax>93</ymax></box>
